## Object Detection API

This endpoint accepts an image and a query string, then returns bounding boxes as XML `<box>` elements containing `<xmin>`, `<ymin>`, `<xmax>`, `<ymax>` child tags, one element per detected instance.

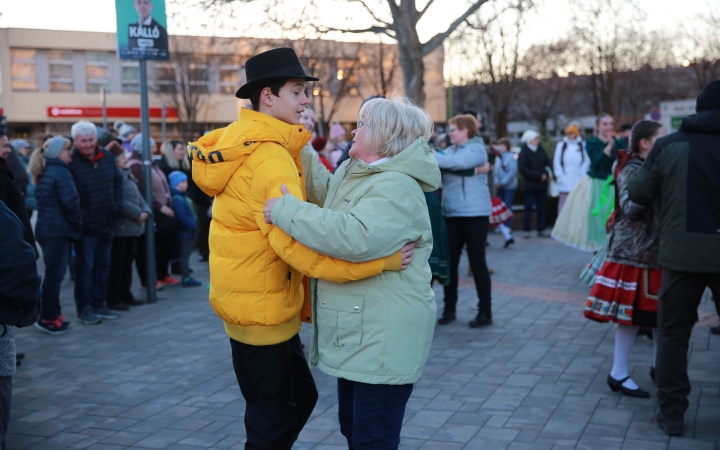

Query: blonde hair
<box><xmin>358</xmin><ymin>96</ymin><xmax>433</xmax><ymax>158</ymax></box>
<box><xmin>29</xmin><ymin>137</ymin><xmax>71</xmax><ymax>183</ymax></box>
<box><xmin>161</xmin><ymin>140</ymin><xmax>190</xmax><ymax>171</ymax></box>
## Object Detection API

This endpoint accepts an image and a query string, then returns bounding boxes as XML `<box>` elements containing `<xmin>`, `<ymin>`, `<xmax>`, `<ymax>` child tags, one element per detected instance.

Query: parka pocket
<box><xmin>317</xmin><ymin>295</ymin><xmax>364</xmax><ymax>352</ymax></box>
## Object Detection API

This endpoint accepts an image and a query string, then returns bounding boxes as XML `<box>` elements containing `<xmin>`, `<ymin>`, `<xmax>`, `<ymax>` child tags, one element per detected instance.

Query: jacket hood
<box><xmin>189</xmin><ymin>108</ymin><xmax>312</xmax><ymax>196</ymax></box>
<box><xmin>680</xmin><ymin>111</ymin><xmax>720</xmax><ymax>134</ymax></box>
<box><xmin>345</xmin><ymin>137</ymin><xmax>441</xmax><ymax>192</ymax></box>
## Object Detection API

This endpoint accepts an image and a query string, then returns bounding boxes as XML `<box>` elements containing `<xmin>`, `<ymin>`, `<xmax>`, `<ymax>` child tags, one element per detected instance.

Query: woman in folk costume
<box><xmin>489</xmin><ymin>140</ymin><xmax>514</xmax><ymax>247</ymax></box>
<box><xmin>552</xmin><ymin>114</ymin><xmax>627</xmax><ymax>251</ymax></box>
<box><xmin>584</xmin><ymin>120</ymin><xmax>665</xmax><ymax>398</ymax></box>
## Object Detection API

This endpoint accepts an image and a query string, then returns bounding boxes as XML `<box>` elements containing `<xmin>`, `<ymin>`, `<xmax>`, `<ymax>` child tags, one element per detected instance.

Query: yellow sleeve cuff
<box><xmin>382</xmin><ymin>250</ymin><xmax>402</xmax><ymax>271</ymax></box>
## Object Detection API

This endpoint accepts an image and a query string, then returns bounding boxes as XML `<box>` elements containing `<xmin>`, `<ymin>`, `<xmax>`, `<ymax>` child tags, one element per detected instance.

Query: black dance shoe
<box><xmin>607</xmin><ymin>375</ymin><xmax>650</xmax><ymax>398</ymax></box>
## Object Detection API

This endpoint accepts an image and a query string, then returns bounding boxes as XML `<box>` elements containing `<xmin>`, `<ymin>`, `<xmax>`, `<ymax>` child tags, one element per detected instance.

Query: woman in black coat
<box><xmin>518</xmin><ymin>130</ymin><xmax>550</xmax><ymax>238</ymax></box>
<box><xmin>30</xmin><ymin>136</ymin><xmax>82</xmax><ymax>334</ymax></box>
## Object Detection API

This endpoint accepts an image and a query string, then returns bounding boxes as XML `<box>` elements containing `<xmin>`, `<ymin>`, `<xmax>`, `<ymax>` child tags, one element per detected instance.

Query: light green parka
<box><xmin>272</xmin><ymin>137</ymin><xmax>441</xmax><ymax>384</ymax></box>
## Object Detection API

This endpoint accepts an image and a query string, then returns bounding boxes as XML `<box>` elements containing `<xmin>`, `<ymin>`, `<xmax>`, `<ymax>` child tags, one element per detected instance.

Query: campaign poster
<box><xmin>115</xmin><ymin>0</ymin><xmax>170</xmax><ymax>60</ymax></box>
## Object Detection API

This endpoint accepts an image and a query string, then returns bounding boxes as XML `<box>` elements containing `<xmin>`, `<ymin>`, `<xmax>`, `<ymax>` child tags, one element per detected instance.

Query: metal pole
<box><xmin>140</xmin><ymin>60</ymin><xmax>157</xmax><ymax>304</ymax></box>
<box><xmin>161</xmin><ymin>101</ymin><xmax>167</xmax><ymax>144</ymax></box>
<box><xmin>101</xmin><ymin>87</ymin><xmax>107</xmax><ymax>130</ymax></box>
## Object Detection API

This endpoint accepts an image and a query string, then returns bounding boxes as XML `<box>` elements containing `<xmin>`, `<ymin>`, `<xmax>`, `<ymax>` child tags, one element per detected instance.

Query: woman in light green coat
<box><xmin>264</xmin><ymin>97</ymin><xmax>441</xmax><ymax>449</ymax></box>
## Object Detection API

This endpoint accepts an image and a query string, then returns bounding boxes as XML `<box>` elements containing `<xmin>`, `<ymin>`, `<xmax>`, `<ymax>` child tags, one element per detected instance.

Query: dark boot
<box><xmin>437</xmin><ymin>310</ymin><xmax>456</xmax><ymax>325</ymax></box>
<box><xmin>469</xmin><ymin>312</ymin><xmax>493</xmax><ymax>328</ymax></box>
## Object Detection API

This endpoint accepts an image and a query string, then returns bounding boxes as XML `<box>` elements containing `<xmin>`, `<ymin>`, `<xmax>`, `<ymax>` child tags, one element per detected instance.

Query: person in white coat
<box><xmin>553</xmin><ymin>124</ymin><xmax>590</xmax><ymax>213</ymax></box>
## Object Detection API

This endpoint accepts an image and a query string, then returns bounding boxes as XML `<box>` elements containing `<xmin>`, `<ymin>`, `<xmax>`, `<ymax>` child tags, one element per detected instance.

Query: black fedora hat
<box><xmin>236</xmin><ymin>47</ymin><xmax>319</xmax><ymax>99</ymax></box>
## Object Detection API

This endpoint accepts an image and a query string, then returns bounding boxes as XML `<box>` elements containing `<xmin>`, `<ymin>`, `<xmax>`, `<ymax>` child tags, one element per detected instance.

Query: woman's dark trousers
<box><xmin>442</xmin><ymin>216</ymin><xmax>492</xmax><ymax>318</ymax></box>
<box><xmin>337</xmin><ymin>378</ymin><xmax>413</xmax><ymax>450</ymax></box>
<box><xmin>107</xmin><ymin>236</ymin><xmax>137</xmax><ymax>305</ymax></box>
<box><xmin>136</xmin><ymin>230</ymin><xmax>175</xmax><ymax>285</ymax></box>
<box><xmin>523</xmin><ymin>189</ymin><xmax>547</xmax><ymax>232</ymax></box>
<box><xmin>38</xmin><ymin>238</ymin><xmax>71</xmax><ymax>320</ymax></box>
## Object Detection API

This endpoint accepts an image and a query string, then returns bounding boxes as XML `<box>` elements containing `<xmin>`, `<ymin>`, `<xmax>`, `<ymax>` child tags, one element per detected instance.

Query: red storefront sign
<box><xmin>47</xmin><ymin>106</ymin><xmax>178</xmax><ymax>118</ymax></box>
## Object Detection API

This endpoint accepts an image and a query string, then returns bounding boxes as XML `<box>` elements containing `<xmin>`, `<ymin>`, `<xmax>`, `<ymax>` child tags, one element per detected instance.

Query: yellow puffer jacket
<box><xmin>189</xmin><ymin>109</ymin><xmax>401</xmax><ymax>346</ymax></box>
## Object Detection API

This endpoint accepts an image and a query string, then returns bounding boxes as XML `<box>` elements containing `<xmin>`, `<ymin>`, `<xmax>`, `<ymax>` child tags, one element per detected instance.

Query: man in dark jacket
<box><xmin>0</xmin><ymin>128</ymin><xmax>36</xmax><ymax>255</ymax></box>
<box><xmin>0</xmin><ymin>199</ymin><xmax>42</xmax><ymax>448</ymax></box>
<box><xmin>70</xmin><ymin>121</ymin><xmax>124</xmax><ymax>325</ymax></box>
<box><xmin>628</xmin><ymin>80</ymin><xmax>720</xmax><ymax>438</ymax></box>
<box><xmin>518</xmin><ymin>130</ymin><xmax>550</xmax><ymax>238</ymax></box>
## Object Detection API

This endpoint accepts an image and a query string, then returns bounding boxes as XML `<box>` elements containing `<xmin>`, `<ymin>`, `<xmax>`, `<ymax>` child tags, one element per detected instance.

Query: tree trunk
<box><xmin>397</xmin><ymin>33</ymin><xmax>426</xmax><ymax>105</ymax></box>
<box><xmin>493</xmin><ymin>107</ymin><xmax>509</xmax><ymax>138</ymax></box>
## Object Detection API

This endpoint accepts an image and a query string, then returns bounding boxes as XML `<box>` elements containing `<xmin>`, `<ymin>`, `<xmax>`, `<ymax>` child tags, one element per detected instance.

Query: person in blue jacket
<box><xmin>0</xmin><ymin>198</ymin><xmax>42</xmax><ymax>448</ymax></box>
<box><xmin>169</xmin><ymin>171</ymin><xmax>201</xmax><ymax>287</ymax></box>
<box><xmin>29</xmin><ymin>136</ymin><xmax>82</xmax><ymax>334</ymax></box>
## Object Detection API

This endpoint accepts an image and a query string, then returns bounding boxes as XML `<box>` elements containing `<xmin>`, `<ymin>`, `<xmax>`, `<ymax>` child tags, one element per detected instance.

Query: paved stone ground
<box><xmin>8</xmin><ymin>233</ymin><xmax>720</xmax><ymax>450</ymax></box>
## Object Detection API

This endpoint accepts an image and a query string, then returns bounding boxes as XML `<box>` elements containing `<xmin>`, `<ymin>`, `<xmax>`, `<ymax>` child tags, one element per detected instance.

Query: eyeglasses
<box><xmin>357</xmin><ymin>121</ymin><xmax>366</xmax><ymax>129</ymax></box>
<box><xmin>448</xmin><ymin>127</ymin><xmax>458</xmax><ymax>133</ymax></box>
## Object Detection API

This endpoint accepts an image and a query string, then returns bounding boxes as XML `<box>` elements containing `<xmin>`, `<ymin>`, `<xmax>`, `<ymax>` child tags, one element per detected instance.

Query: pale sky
<box><xmin>0</xmin><ymin>0</ymin><xmax>708</xmax><ymax>45</ymax></box>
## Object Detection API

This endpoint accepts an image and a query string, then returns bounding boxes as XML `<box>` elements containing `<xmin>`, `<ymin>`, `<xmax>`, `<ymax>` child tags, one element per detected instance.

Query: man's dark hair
<box><xmin>249</xmin><ymin>81</ymin><xmax>286</xmax><ymax>111</ymax></box>
<box><xmin>462</xmin><ymin>109</ymin><xmax>479</xmax><ymax>118</ymax></box>
<box><xmin>619</xmin><ymin>123</ymin><xmax>633</xmax><ymax>132</ymax></box>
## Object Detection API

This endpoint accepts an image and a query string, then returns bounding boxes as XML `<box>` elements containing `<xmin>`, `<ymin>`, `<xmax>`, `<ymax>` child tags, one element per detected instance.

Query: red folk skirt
<box><xmin>489</xmin><ymin>197</ymin><xmax>513</xmax><ymax>226</ymax></box>
<box><xmin>584</xmin><ymin>261</ymin><xmax>661</xmax><ymax>327</ymax></box>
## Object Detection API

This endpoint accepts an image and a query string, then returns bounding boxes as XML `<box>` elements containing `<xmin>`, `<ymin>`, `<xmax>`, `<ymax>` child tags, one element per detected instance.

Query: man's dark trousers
<box><xmin>73</xmin><ymin>231</ymin><xmax>113</xmax><ymax>313</ymax></box>
<box><xmin>230</xmin><ymin>334</ymin><xmax>318</xmax><ymax>449</ymax></box>
<box><xmin>656</xmin><ymin>268</ymin><xmax>720</xmax><ymax>420</ymax></box>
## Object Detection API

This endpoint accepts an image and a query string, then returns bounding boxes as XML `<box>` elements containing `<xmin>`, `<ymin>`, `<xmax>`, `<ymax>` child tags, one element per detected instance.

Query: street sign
<box><xmin>115</xmin><ymin>0</ymin><xmax>170</xmax><ymax>61</ymax></box>
<box><xmin>115</xmin><ymin>0</ymin><xmax>172</xmax><ymax>304</ymax></box>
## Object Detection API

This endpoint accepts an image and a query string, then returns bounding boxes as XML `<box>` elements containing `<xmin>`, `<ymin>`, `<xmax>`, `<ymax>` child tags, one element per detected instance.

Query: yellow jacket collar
<box><xmin>237</xmin><ymin>108</ymin><xmax>311</xmax><ymax>157</ymax></box>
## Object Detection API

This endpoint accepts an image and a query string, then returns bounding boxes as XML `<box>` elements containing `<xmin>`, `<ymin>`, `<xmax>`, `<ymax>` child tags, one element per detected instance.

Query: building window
<box><xmin>219</xmin><ymin>65</ymin><xmax>240</xmax><ymax>94</ymax></box>
<box><xmin>155</xmin><ymin>63</ymin><xmax>176</xmax><ymax>93</ymax></box>
<box><xmin>11</xmin><ymin>49</ymin><xmax>37</xmax><ymax>91</ymax></box>
<box><xmin>121</xmin><ymin>62</ymin><xmax>140</xmax><ymax>93</ymax></box>
<box><xmin>48</xmin><ymin>50</ymin><xmax>74</xmax><ymax>92</ymax></box>
<box><xmin>86</xmin><ymin>52</ymin><xmax>111</xmax><ymax>93</ymax></box>
<box><xmin>188</xmin><ymin>61</ymin><xmax>209</xmax><ymax>94</ymax></box>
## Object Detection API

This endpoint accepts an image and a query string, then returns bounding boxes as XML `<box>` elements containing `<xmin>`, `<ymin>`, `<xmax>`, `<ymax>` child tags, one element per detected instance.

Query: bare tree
<box><xmin>514</xmin><ymin>39</ymin><xmax>573</xmax><ymax>137</ymax></box>
<box><xmin>448</xmin><ymin>0</ymin><xmax>534</xmax><ymax>137</ymax></box>
<box><xmin>283</xmin><ymin>39</ymin><xmax>362</xmax><ymax>136</ymax></box>
<box><xmin>152</xmin><ymin>35</ymin><xmax>213</xmax><ymax>143</ymax></box>
<box><xmin>357</xmin><ymin>40</ymin><xmax>400</xmax><ymax>98</ymax></box>
<box><xmin>679</xmin><ymin>7</ymin><xmax>720</xmax><ymax>92</ymax></box>
<box><xmin>176</xmin><ymin>0</ymin><xmax>493</xmax><ymax>106</ymax></box>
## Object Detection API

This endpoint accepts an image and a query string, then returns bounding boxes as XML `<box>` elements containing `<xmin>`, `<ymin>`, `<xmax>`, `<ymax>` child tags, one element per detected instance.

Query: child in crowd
<box><xmin>168</xmin><ymin>171</ymin><xmax>202</xmax><ymax>287</ymax></box>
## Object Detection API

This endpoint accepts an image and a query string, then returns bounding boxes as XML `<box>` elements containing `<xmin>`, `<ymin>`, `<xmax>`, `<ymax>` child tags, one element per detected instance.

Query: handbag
<box><xmin>545</xmin><ymin>167</ymin><xmax>559</xmax><ymax>198</ymax></box>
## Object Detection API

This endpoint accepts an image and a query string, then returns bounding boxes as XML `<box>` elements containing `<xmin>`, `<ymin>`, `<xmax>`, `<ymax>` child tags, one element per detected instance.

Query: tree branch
<box><xmin>418</xmin><ymin>0</ymin><xmax>436</xmax><ymax>19</ymax></box>
<box><xmin>318</xmin><ymin>24</ymin><xmax>396</xmax><ymax>39</ymax></box>
<box><xmin>422</xmin><ymin>0</ymin><xmax>490</xmax><ymax>55</ymax></box>
<box><xmin>348</xmin><ymin>0</ymin><xmax>392</xmax><ymax>26</ymax></box>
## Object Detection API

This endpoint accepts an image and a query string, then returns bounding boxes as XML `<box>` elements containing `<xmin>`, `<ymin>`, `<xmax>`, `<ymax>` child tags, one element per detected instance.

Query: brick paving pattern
<box><xmin>9</xmin><ymin>233</ymin><xmax>720</xmax><ymax>449</ymax></box>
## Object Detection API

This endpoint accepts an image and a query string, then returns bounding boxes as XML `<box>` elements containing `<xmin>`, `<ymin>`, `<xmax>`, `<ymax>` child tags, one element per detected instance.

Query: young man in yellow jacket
<box><xmin>189</xmin><ymin>48</ymin><xmax>412</xmax><ymax>449</ymax></box>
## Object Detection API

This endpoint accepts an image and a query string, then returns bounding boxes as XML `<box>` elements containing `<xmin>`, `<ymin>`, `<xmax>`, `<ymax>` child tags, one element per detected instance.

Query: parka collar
<box><xmin>238</xmin><ymin>108</ymin><xmax>311</xmax><ymax>157</ymax></box>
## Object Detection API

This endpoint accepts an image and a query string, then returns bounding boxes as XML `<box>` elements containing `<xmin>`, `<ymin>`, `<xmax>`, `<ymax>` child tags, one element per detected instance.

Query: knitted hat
<box><xmin>113</xmin><ymin>120</ymin><xmax>125</xmax><ymax>133</ymax></box>
<box><xmin>97</xmin><ymin>131</ymin><xmax>122</xmax><ymax>149</ymax></box>
<box><xmin>329</xmin><ymin>124</ymin><xmax>346</xmax><ymax>140</ymax></box>
<box><xmin>168</xmin><ymin>170</ymin><xmax>187</xmax><ymax>188</ymax></box>
<box><xmin>311</xmin><ymin>136</ymin><xmax>328</xmax><ymax>152</ymax></box>
<box><xmin>130</xmin><ymin>133</ymin><xmax>155</xmax><ymax>154</ymax></box>
<box><xmin>696</xmin><ymin>80</ymin><xmax>720</xmax><ymax>112</ymax></box>
<box><xmin>119</xmin><ymin>124</ymin><xmax>137</xmax><ymax>140</ymax></box>
<box><xmin>564</xmin><ymin>124</ymin><xmax>580</xmax><ymax>136</ymax></box>
<box><xmin>521</xmin><ymin>130</ymin><xmax>540</xmax><ymax>144</ymax></box>
<box><xmin>11</xmin><ymin>139</ymin><xmax>30</xmax><ymax>151</ymax></box>
<box><xmin>44</xmin><ymin>136</ymin><xmax>67</xmax><ymax>160</ymax></box>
